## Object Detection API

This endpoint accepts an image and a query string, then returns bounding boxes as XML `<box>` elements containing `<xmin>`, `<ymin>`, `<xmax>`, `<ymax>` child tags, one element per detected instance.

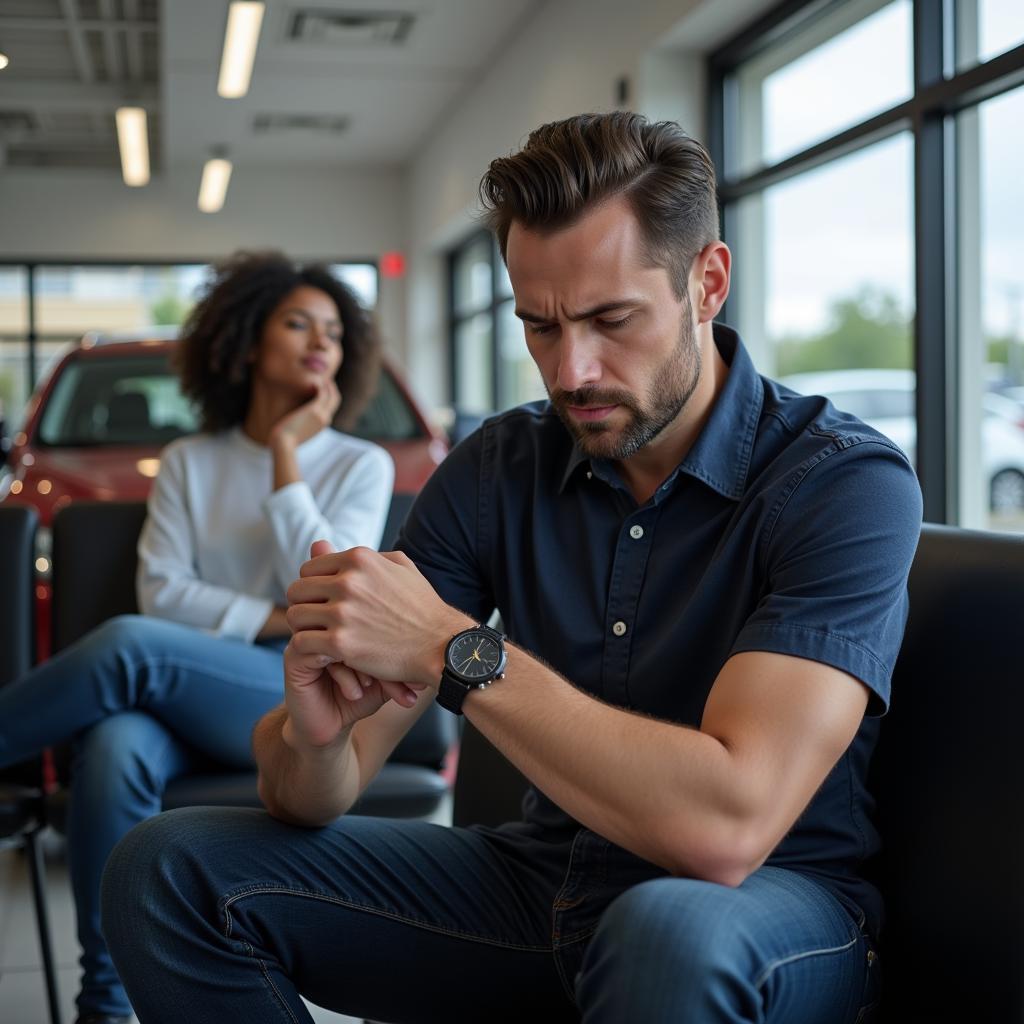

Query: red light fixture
<box><xmin>380</xmin><ymin>251</ymin><xmax>406</xmax><ymax>279</ymax></box>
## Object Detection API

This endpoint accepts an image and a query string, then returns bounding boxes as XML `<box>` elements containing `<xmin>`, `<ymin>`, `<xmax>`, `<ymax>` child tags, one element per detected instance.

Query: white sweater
<box><xmin>136</xmin><ymin>427</ymin><xmax>394</xmax><ymax>643</ymax></box>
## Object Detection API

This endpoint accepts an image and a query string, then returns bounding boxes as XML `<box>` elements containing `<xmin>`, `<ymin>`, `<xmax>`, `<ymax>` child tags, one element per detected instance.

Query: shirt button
<box><xmin>629</xmin><ymin>524</ymin><xmax>644</xmax><ymax>540</ymax></box>
<box><xmin>612</xmin><ymin>620</ymin><xmax>627</xmax><ymax>637</ymax></box>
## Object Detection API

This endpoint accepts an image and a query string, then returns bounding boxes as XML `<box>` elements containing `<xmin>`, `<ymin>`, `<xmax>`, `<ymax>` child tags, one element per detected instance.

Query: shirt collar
<box><xmin>557</xmin><ymin>324</ymin><xmax>764</xmax><ymax>501</ymax></box>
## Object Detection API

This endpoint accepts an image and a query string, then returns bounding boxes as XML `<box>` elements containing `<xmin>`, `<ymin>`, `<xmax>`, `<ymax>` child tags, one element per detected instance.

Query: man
<box><xmin>102</xmin><ymin>112</ymin><xmax>921</xmax><ymax>1023</ymax></box>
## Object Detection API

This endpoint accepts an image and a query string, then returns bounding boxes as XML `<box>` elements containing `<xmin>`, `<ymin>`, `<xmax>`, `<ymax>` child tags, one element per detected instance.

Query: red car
<box><xmin>0</xmin><ymin>333</ymin><xmax>449</xmax><ymax>656</ymax></box>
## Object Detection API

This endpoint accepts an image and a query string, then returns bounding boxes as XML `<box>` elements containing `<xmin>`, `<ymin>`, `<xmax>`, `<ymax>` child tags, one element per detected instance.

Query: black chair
<box><xmin>0</xmin><ymin>505</ymin><xmax>62</xmax><ymax>1024</ymax></box>
<box><xmin>448</xmin><ymin>524</ymin><xmax>1024</xmax><ymax>1020</ymax></box>
<box><xmin>48</xmin><ymin>499</ymin><xmax>453</xmax><ymax>821</ymax></box>
<box><xmin>872</xmin><ymin>523</ymin><xmax>1024</xmax><ymax>1021</ymax></box>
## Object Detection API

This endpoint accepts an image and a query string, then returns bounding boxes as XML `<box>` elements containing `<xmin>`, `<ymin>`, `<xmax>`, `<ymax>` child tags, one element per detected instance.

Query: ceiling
<box><xmin>0</xmin><ymin>0</ymin><xmax>540</xmax><ymax>174</ymax></box>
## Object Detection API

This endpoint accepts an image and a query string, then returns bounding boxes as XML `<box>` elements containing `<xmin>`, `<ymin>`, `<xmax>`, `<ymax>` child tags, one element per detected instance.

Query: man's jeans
<box><xmin>0</xmin><ymin>615</ymin><xmax>286</xmax><ymax>1018</ymax></box>
<box><xmin>102</xmin><ymin>808</ymin><xmax>880</xmax><ymax>1023</ymax></box>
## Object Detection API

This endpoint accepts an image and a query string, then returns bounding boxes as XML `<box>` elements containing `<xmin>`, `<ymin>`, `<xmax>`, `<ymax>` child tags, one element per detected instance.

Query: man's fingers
<box><xmin>326</xmin><ymin>662</ymin><xmax>364</xmax><ymax>702</ymax></box>
<box><xmin>379</xmin><ymin>679</ymin><xmax>420</xmax><ymax>708</ymax></box>
<box><xmin>309</xmin><ymin>538</ymin><xmax>336</xmax><ymax>560</ymax></box>
<box><xmin>299</xmin><ymin>546</ymin><xmax>375</xmax><ymax>578</ymax></box>
<box><xmin>285</xmin><ymin>602</ymin><xmax>334</xmax><ymax>632</ymax></box>
<box><xmin>378</xmin><ymin>549</ymin><xmax>416</xmax><ymax>568</ymax></box>
<box><xmin>286</xmin><ymin>577</ymin><xmax>335</xmax><ymax>606</ymax></box>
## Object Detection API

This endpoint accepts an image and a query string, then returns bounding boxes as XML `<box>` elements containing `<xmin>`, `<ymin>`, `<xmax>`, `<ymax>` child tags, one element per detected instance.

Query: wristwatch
<box><xmin>437</xmin><ymin>623</ymin><xmax>507</xmax><ymax>715</ymax></box>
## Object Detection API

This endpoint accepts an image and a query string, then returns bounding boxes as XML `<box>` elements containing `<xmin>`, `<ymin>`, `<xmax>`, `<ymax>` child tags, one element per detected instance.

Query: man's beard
<box><xmin>548</xmin><ymin>311</ymin><xmax>702</xmax><ymax>461</ymax></box>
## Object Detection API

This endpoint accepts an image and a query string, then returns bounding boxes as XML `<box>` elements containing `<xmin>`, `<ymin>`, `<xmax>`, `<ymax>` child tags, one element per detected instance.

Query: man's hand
<box><xmin>286</xmin><ymin>540</ymin><xmax>469</xmax><ymax>691</ymax></box>
<box><xmin>282</xmin><ymin>540</ymin><xmax>429</xmax><ymax>753</ymax></box>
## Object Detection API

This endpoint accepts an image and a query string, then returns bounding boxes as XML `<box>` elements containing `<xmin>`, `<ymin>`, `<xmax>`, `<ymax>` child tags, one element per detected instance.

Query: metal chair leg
<box><xmin>25</xmin><ymin>826</ymin><xmax>62</xmax><ymax>1024</ymax></box>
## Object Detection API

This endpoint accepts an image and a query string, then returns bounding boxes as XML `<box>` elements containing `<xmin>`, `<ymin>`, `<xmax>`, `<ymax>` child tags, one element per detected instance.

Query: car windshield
<box><xmin>36</xmin><ymin>350</ymin><xmax>424</xmax><ymax>447</ymax></box>
<box><xmin>38</xmin><ymin>354</ymin><xmax>199</xmax><ymax>447</ymax></box>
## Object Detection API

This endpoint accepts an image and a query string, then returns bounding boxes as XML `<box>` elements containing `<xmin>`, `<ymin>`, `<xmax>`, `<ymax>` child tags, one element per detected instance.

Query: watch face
<box><xmin>447</xmin><ymin>630</ymin><xmax>503</xmax><ymax>681</ymax></box>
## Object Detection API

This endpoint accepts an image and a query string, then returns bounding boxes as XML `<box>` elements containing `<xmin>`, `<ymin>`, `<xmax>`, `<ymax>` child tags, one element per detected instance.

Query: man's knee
<box><xmin>101</xmin><ymin>809</ymin><xmax>228</xmax><ymax>937</ymax></box>
<box><xmin>589</xmin><ymin>877</ymin><xmax>752</xmax><ymax>972</ymax></box>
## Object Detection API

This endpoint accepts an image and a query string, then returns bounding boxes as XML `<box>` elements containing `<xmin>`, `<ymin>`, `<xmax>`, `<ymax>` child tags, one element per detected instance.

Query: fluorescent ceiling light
<box><xmin>0</xmin><ymin>53</ymin><xmax>10</xmax><ymax>71</ymax></box>
<box><xmin>198</xmin><ymin>157</ymin><xmax>233</xmax><ymax>213</ymax></box>
<box><xmin>218</xmin><ymin>2</ymin><xmax>265</xmax><ymax>98</ymax></box>
<box><xmin>115</xmin><ymin>107</ymin><xmax>150</xmax><ymax>187</ymax></box>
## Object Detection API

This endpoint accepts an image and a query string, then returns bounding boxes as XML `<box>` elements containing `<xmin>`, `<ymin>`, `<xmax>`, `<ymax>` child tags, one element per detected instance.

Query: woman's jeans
<box><xmin>0</xmin><ymin>615</ymin><xmax>286</xmax><ymax>1019</ymax></box>
<box><xmin>102</xmin><ymin>808</ymin><xmax>880</xmax><ymax>1023</ymax></box>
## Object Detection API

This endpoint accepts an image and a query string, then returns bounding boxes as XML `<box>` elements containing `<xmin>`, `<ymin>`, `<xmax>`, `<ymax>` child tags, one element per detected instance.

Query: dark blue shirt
<box><xmin>398</xmin><ymin>325</ymin><xmax>922</xmax><ymax>938</ymax></box>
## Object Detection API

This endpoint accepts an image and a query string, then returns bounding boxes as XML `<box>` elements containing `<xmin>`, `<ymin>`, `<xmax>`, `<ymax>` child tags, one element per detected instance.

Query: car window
<box><xmin>36</xmin><ymin>348</ymin><xmax>425</xmax><ymax>447</ymax></box>
<box><xmin>37</xmin><ymin>355</ymin><xmax>199</xmax><ymax>447</ymax></box>
<box><xmin>349</xmin><ymin>370</ymin><xmax>425</xmax><ymax>442</ymax></box>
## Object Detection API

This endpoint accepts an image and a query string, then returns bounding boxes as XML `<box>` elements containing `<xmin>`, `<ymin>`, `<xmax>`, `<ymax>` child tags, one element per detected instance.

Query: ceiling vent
<box><xmin>287</xmin><ymin>8</ymin><xmax>415</xmax><ymax>46</ymax></box>
<box><xmin>252</xmin><ymin>113</ymin><xmax>351</xmax><ymax>135</ymax></box>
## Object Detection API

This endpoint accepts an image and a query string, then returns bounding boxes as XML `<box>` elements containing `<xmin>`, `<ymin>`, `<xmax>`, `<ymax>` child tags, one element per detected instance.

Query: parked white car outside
<box><xmin>778</xmin><ymin>369</ymin><xmax>1024</xmax><ymax>513</ymax></box>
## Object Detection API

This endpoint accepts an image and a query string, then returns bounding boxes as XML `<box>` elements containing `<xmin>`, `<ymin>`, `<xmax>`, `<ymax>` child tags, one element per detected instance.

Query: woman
<box><xmin>0</xmin><ymin>251</ymin><xmax>394</xmax><ymax>1024</ymax></box>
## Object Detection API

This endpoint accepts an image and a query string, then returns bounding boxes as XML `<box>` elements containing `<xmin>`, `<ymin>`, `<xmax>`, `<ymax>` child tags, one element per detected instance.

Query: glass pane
<box><xmin>958</xmin><ymin>0</ymin><xmax>1024</xmax><ymax>70</ymax></box>
<box><xmin>452</xmin><ymin>235</ymin><xmax>493</xmax><ymax>316</ymax></box>
<box><xmin>733</xmin><ymin>0</ymin><xmax>912</xmax><ymax>176</ymax></box>
<box><xmin>496</xmin><ymin>299</ymin><xmax>546</xmax><ymax>411</ymax></box>
<box><xmin>35</xmin><ymin>264</ymin><xmax>207</xmax><ymax>343</ymax></box>
<box><xmin>959</xmin><ymin>86</ymin><xmax>1024</xmax><ymax>532</ymax></box>
<box><xmin>735</xmin><ymin>134</ymin><xmax>915</xmax><ymax>449</ymax></box>
<box><xmin>0</xmin><ymin>267</ymin><xmax>27</xmax><ymax>335</ymax></box>
<box><xmin>454</xmin><ymin>313</ymin><xmax>493</xmax><ymax>415</ymax></box>
<box><xmin>330</xmin><ymin>263</ymin><xmax>378</xmax><ymax>309</ymax></box>
<box><xmin>495</xmin><ymin>239</ymin><xmax>514</xmax><ymax>299</ymax></box>
<box><xmin>0</xmin><ymin>268</ymin><xmax>29</xmax><ymax>435</ymax></box>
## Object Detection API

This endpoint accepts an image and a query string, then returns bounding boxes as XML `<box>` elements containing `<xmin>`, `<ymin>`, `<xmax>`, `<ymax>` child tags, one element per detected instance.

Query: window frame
<box><xmin>708</xmin><ymin>0</ymin><xmax>1024</xmax><ymax>524</ymax></box>
<box><xmin>447</xmin><ymin>230</ymin><xmax>506</xmax><ymax>414</ymax></box>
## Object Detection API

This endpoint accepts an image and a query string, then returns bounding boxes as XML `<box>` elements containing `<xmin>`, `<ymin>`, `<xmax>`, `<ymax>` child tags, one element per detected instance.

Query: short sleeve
<box><xmin>396</xmin><ymin>430</ymin><xmax>495</xmax><ymax>623</ymax></box>
<box><xmin>730</xmin><ymin>439</ymin><xmax>923</xmax><ymax>715</ymax></box>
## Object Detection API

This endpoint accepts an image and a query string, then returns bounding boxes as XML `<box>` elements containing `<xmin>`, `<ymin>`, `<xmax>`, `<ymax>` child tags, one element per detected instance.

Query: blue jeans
<box><xmin>0</xmin><ymin>615</ymin><xmax>286</xmax><ymax>1018</ymax></box>
<box><xmin>102</xmin><ymin>808</ymin><xmax>880</xmax><ymax>1023</ymax></box>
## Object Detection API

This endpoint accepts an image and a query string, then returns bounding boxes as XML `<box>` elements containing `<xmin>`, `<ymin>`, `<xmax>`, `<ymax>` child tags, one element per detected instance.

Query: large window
<box><xmin>711</xmin><ymin>0</ymin><xmax>1024</xmax><ymax>532</ymax></box>
<box><xmin>448</xmin><ymin>232</ymin><xmax>545</xmax><ymax>431</ymax></box>
<box><xmin>0</xmin><ymin>260</ymin><xmax>379</xmax><ymax>435</ymax></box>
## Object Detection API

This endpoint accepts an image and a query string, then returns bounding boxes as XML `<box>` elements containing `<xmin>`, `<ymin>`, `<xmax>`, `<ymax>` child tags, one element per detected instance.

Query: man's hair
<box><xmin>176</xmin><ymin>250</ymin><xmax>380</xmax><ymax>434</ymax></box>
<box><xmin>479</xmin><ymin>112</ymin><xmax>720</xmax><ymax>298</ymax></box>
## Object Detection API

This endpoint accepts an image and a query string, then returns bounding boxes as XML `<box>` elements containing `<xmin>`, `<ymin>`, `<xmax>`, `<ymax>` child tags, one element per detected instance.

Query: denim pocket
<box><xmin>854</xmin><ymin>941</ymin><xmax>881</xmax><ymax>1023</ymax></box>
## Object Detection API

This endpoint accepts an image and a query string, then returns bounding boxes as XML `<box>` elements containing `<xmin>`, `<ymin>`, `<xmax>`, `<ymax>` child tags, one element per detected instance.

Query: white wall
<box><xmin>0</xmin><ymin>164</ymin><xmax>408</xmax><ymax>354</ymax></box>
<box><xmin>402</xmin><ymin>0</ymin><xmax>760</xmax><ymax>410</ymax></box>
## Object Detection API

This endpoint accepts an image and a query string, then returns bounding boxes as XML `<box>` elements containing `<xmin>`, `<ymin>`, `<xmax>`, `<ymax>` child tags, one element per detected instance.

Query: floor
<box><xmin>0</xmin><ymin>804</ymin><xmax>446</xmax><ymax>1024</ymax></box>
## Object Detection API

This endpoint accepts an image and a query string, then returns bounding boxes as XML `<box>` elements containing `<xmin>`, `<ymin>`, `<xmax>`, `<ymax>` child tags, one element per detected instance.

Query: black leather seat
<box><xmin>872</xmin><ymin>523</ymin><xmax>1024</xmax><ymax>1021</ymax></box>
<box><xmin>49</xmin><ymin>498</ymin><xmax>453</xmax><ymax>821</ymax></box>
<box><xmin>450</xmin><ymin>523</ymin><xmax>1024</xmax><ymax>1021</ymax></box>
<box><xmin>0</xmin><ymin>505</ymin><xmax>62</xmax><ymax>1024</ymax></box>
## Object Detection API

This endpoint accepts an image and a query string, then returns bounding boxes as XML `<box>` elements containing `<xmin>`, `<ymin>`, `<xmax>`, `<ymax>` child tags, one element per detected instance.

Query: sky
<box><xmin>741</xmin><ymin>0</ymin><xmax>1024</xmax><ymax>342</ymax></box>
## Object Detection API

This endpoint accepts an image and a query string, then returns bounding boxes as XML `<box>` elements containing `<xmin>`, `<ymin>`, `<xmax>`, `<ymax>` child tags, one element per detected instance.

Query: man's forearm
<box><xmin>253</xmin><ymin>706</ymin><xmax>362</xmax><ymax>826</ymax></box>
<box><xmin>462</xmin><ymin>646</ymin><xmax>754</xmax><ymax>883</ymax></box>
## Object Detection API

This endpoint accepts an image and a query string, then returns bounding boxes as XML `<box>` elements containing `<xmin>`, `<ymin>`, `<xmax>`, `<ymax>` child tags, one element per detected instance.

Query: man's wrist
<box><xmin>281</xmin><ymin>713</ymin><xmax>351</xmax><ymax>758</ymax></box>
<box><xmin>421</xmin><ymin>609</ymin><xmax>475</xmax><ymax>688</ymax></box>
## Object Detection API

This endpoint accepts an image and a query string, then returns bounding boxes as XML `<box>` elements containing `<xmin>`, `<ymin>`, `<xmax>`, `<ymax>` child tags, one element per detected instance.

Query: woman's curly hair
<box><xmin>176</xmin><ymin>251</ymin><xmax>380</xmax><ymax>433</ymax></box>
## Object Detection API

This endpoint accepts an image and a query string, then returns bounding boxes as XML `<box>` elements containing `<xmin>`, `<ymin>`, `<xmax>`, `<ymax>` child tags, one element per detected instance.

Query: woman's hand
<box><xmin>269</xmin><ymin>378</ymin><xmax>341</xmax><ymax>452</ymax></box>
